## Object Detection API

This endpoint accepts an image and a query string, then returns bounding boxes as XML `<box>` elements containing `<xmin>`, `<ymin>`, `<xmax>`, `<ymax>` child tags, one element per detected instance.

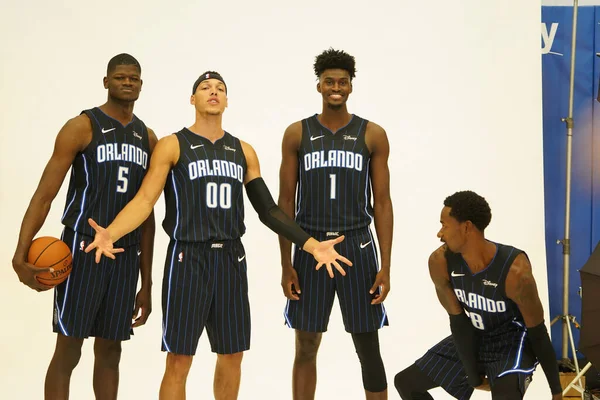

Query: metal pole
<box><xmin>560</xmin><ymin>0</ymin><xmax>579</xmax><ymax>360</ymax></box>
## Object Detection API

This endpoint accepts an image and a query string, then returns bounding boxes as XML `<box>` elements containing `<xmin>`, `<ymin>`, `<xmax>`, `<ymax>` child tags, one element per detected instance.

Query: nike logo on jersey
<box><xmin>101</xmin><ymin>127</ymin><xmax>116</xmax><ymax>134</ymax></box>
<box><xmin>133</xmin><ymin>131</ymin><xmax>142</xmax><ymax>139</ymax></box>
<box><xmin>137</xmin><ymin>250</ymin><xmax>142</xmax><ymax>256</ymax></box>
<box><xmin>191</xmin><ymin>144</ymin><xmax>204</xmax><ymax>149</ymax></box>
<box><xmin>482</xmin><ymin>279</ymin><xmax>498</xmax><ymax>288</ymax></box>
<box><xmin>238</xmin><ymin>255</ymin><xmax>246</xmax><ymax>262</ymax></box>
<box><xmin>310</xmin><ymin>135</ymin><xmax>324</xmax><ymax>141</ymax></box>
<box><xmin>451</xmin><ymin>271</ymin><xmax>465</xmax><ymax>277</ymax></box>
<box><xmin>360</xmin><ymin>241</ymin><xmax>372</xmax><ymax>249</ymax></box>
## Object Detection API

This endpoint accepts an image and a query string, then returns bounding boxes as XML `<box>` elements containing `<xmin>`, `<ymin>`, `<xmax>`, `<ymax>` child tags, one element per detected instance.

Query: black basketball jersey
<box><xmin>61</xmin><ymin>107</ymin><xmax>150</xmax><ymax>247</ymax></box>
<box><xmin>162</xmin><ymin>129</ymin><xmax>247</xmax><ymax>242</ymax></box>
<box><xmin>446</xmin><ymin>243</ymin><xmax>525</xmax><ymax>334</ymax></box>
<box><xmin>294</xmin><ymin>114</ymin><xmax>373</xmax><ymax>232</ymax></box>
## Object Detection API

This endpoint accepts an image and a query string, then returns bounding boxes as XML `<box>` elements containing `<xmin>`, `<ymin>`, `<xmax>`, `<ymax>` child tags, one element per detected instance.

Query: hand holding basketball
<box><xmin>310</xmin><ymin>235</ymin><xmax>353</xmax><ymax>278</ymax></box>
<box><xmin>85</xmin><ymin>218</ymin><xmax>124</xmax><ymax>263</ymax></box>
<box><xmin>13</xmin><ymin>259</ymin><xmax>54</xmax><ymax>291</ymax></box>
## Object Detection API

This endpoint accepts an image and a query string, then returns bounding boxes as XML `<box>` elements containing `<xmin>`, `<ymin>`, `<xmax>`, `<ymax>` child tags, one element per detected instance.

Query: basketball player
<box><xmin>84</xmin><ymin>71</ymin><xmax>352</xmax><ymax>400</ymax></box>
<box><xmin>11</xmin><ymin>53</ymin><xmax>157</xmax><ymax>400</ymax></box>
<box><xmin>278</xmin><ymin>48</ymin><xmax>393</xmax><ymax>399</ymax></box>
<box><xmin>394</xmin><ymin>191</ymin><xmax>563</xmax><ymax>400</ymax></box>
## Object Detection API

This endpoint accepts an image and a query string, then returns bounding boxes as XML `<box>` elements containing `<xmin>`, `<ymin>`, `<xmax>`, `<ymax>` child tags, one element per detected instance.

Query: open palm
<box><xmin>84</xmin><ymin>218</ymin><xmax>124</xmax><ymax>263</ymax></box>
<box><xmin>314</xmin><ymin>235</ymin><xmax>353</xmax><ymax>278</ymax></box>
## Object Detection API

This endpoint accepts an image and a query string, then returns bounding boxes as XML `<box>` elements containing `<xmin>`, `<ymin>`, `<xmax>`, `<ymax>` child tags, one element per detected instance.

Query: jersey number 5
<box><xmin>117</xmin><ymin>166</ymin><xmax>129</xmax><ymax>193</ymax></box>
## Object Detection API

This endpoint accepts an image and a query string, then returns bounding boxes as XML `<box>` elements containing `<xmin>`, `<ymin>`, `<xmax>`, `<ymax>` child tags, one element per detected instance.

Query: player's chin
<box><xmin>113</xmin><ymin>93</ymin><xmax>139</xmax><ymax>102</ymax></box>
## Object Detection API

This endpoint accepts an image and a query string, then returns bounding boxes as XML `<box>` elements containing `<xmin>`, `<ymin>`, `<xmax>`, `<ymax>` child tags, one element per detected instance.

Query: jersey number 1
<box><xmin>329</xmin><ymin>174</ymin><xmax>336</xmax><ymax>200</ymax></box>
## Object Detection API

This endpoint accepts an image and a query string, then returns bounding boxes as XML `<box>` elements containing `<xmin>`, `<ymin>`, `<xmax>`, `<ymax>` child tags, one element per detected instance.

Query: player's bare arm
<box><xmin>133</xmin><ymin>127</ymin><xmax>159</xmax><ymax>328</ymax></box>
<box><xmin>428</xmin><ymin>245</ymin><xmax>463</xmax><ymax>314</ymax></box>
<box><xmin>240</xmin><ymin>139</ymin><xmax>352</xmax><ymax>278</ymax></box>
<box><xmin>505</xmin><ymin>254</ymin><xmax>563</xmax><ymax>399</ymax></box>
<box><xmin>86</xmin><ymin>134</ymin><xmax>180</xmax><ymax>262</ymax></box>
<box><xmin>278</xmin><ymin>121</ymin><xmax>302</xmax><ymax>300</ymax></box>
<box><xmin>365</xmin><ymin>122</ymin><xmax>393</xmax><ymax>304</ymax></box>
<box><xmin>430</xmin><ymin>245</ymin><xmax>483</xmax><ymax>387</ymax></box>
<box><xmin>13</xmin><ymin>115</ymin><xmax>93</xmax><ymax>291</ymax></box>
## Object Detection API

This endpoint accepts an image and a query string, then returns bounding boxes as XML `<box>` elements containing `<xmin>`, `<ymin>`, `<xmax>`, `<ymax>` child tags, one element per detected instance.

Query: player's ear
<box><xmin>349</xmin><ymin>81</ymin><xmax>353</xmax><ymax>94</ymax></box>
<box><xmin>103</xmin><ymin>76</ymin><xmax>109</xmax><ymax>89</ymax></box>
<box><xmin>190</xmin><ymin>94</ymin><xmax>195</xmax><ymax>105</ymax></box>
<box><xmin>140</xmin><ymin>79</ymin><xmax>143</xmax><ymax>91</ymax></box>
<box><xmin>317</xmin><ymin>82</ymin><xmax>321</xmax><ymax>93</ymax></box>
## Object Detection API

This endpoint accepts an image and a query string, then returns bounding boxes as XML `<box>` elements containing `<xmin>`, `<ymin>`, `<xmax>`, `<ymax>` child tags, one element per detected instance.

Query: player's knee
<box><xmin>165</xmin><ymin>353</ymin><xmax>193</xmax><ymax>377</ymax></box>
<box><xmin>54</xmin><ymin>334</ymin><xmax>84</xmax><ymax>371</ymax></box>
<box><xmin>491</xmin><ymin>374</ymin><xmax>525</xmax><ymax>400</ymax></box>
<box><xmin>217</xmin><ymin>352</ymin><xmax>243</xmax><ymax>367</ymax></box>
<box><xmin>393</xmin><ymin>366</ymin><xmax>433</xmax><ymax>400</ymax></box>
<box><xmin>295</xmin><ymin>331</ymin><xmax>322</xmax><ymax>362</ymax></box>
<box><xmin>351</xmin><ymin>331</ymin><xmax>387</xmax><ymax>392</ymax></box>
<box><xmin>94</xmin><ymin>338</ymin><xmax>122</xmax><ymax>367</ymax></box>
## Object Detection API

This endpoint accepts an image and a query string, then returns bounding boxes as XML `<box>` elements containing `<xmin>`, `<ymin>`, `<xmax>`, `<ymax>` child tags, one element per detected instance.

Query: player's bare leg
<box><xmin>214</xmin><ymin>352</ymin><xmax>243</xmax><ymax>400</ymax></box>
<box><xmin>293</xmin><ymin>330</ymin><xmax>323</xmax><ymax>400</ymax></box>
<box><xmin>159</xmin><ymin>353</ymin><xmax>193</xmax><ymax>400</ymax></box>
<box><xmin>93</xmin><ymin>338</ymin><xmax>122</xmax><ymax>400</ymax></box>
<box><xmin>45</xmin><ymin>334</ymin><xmax>84</xmax><ymax>400</ymax></box>
<box><xmin>366</xmin><ymin>389</ymin><xmax>388</xmax><ymax>399</ymax></box>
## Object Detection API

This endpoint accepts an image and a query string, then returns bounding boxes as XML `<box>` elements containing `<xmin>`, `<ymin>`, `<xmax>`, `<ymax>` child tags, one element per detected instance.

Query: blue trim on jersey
<box><xmin>162</xmin><ymin>241</ymin><xmax>178</xmax><ymax>353</ymax></box>
<box><xmin>61</xmin><ymin>170</ymin><xmax>77</xmax><ymax>221</ymax></box>
<box><xmin>73</xmin><ymin>156</ymin><xmax>90</xmax><ymax>231</ymax></box>
<box><xmin>364</xmin><ymin>159</ymin><xmax>373</xmax><ymax>222</ymax></box>
<box><xmin>496</xmin><ymin>320</ymin><xmax>539</xmax><ymax>377</ymax></box>
<box><xmin>95</xmin><ymin>107</ymin><xmax>136</xmax><ymax>129</ymax></box>
<box><xmin>461</xmin><ymin>242</ymin><xmax>501</xmax><ymax>276</ymax></box>
<box><xmin>170</xmin><ymin>172</ymin><xmax>181</xmax><ymax>238</ymax></box>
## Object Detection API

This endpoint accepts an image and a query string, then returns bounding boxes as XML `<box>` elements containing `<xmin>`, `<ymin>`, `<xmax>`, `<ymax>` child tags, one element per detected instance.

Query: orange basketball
<box><xmin>27</xmin><ymin>236</ymin><xmax>73</xmax><ymax>287</ymax></box>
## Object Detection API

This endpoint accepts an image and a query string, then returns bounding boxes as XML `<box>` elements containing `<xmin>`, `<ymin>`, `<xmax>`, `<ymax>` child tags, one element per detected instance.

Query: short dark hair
<box><xmin>107</xmin><ymin>53</ymin><xmax>141</xmax><ymax>75</ymax></box>
<box><xmin>444</xmin><ymin>190</ymin><xmax>492</xmax><ymax>232</ymax></box>
<box><xmin>313</xmin><ymin>48</ymin><xmax>356</xmax><ymax>80</ymax></box>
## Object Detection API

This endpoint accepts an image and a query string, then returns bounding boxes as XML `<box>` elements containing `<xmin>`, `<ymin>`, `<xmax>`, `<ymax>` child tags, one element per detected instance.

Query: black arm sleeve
<box><xmin>245</xmin><ymin>178</ymin><xmax>311</xmax><ymax>248</ymax></box>
<box><xmin>527</xmin><ymin>321</ymin><xmax>562</xmax><ymax>395</ymax></box>
<box><xmin>449</xmin><ymin>313</ymin><xmax>482</xmax><ymax>387</ymax></box>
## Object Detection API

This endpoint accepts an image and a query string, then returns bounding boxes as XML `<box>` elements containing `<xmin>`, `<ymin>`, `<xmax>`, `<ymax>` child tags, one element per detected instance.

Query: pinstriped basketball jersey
<box><xmin>162</xmin><ymin>129</ymin><xmax>247</xmax><ymax>242</ymax></box>
<box><xmin>61</xmin><ymin>107</ymin><xmax>150</xmax><ymax>247</ymax></box>
<box><xmin>294</xmin><ymin>114</ymin><xmax>373</xmax><ymax>232</ymax></box>
<box><xmin>446</xmin><ymin>243</ymin><xmax>524</xmax><ymax>334</ymax></box>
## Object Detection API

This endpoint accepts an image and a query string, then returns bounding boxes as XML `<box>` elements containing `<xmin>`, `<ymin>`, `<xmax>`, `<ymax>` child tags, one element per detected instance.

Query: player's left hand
<box><xmin>312</xmin><ymin>236</ymin><xmax>353</xmax><ymax>278</ymax></box>
<box><xmin>369</xmin><ymin>269</ymin><xmax>390</xmax><ymax>304</ymax></box>
<box><xmin>85</xmin><ymin>218</ymin><xmax>124</xmax><ymax>263</ymax></box>
<box><xmin>132</xmin><ymin>287</ymin><xmax>152</xmax><ymax>328</ymax></box>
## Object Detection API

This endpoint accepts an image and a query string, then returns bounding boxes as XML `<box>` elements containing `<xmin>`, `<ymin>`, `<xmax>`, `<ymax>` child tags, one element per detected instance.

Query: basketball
<box><xmin>27</xmin><ymin>236</ymin><xmax>73</xmax><ymax>287</ymax></box>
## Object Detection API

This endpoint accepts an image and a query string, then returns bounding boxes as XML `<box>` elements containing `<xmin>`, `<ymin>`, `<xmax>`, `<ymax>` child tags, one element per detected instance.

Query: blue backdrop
<box><xmin>542</xmin><ymin>6</ymin><xmax>599</xmax><ymax>358</ymax></box>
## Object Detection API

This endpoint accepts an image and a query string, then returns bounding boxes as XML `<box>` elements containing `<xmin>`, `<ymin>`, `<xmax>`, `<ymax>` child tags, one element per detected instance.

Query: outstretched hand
<box><xmin>84</xmin><ymin>218</ymin><xmax>124</xmax><ymax>263</ymax></box>
<box><xmin>312</xmin><ymin>236</ymin><xmax>353</xmax><ymax>278</ymax></box>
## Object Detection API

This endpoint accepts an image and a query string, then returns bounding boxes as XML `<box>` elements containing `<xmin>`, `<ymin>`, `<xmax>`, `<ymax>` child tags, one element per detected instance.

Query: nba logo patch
<box><xmin>79</xmin><ymin>240</ymin><xmax>85</xmax><ymax>251</ymax></box>
<box><xmin>178</xmin><ymin>252</ymin><xmax>184</xmax><ymax>262</ymax></box>
<box><xmin>205</xmin><ymin>73</ymin><xmax>210</xmax><ymax>79</ymax></box>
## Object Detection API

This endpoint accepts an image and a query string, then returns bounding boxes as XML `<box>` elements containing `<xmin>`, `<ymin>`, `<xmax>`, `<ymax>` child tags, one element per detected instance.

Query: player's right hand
<box><xmin>85</xmin><ymin>218</ymin><xmax>124</xmax><ymax>263</ymax></box>
<box><xmin>12</xmin><ymin>260</ymin><xmax>54</xmax><ymax>292</ymax></box>
<box><xmin>281</xmin><ymin>266</ymin><xmax>301</xmax><ymax>300</ymax></box>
